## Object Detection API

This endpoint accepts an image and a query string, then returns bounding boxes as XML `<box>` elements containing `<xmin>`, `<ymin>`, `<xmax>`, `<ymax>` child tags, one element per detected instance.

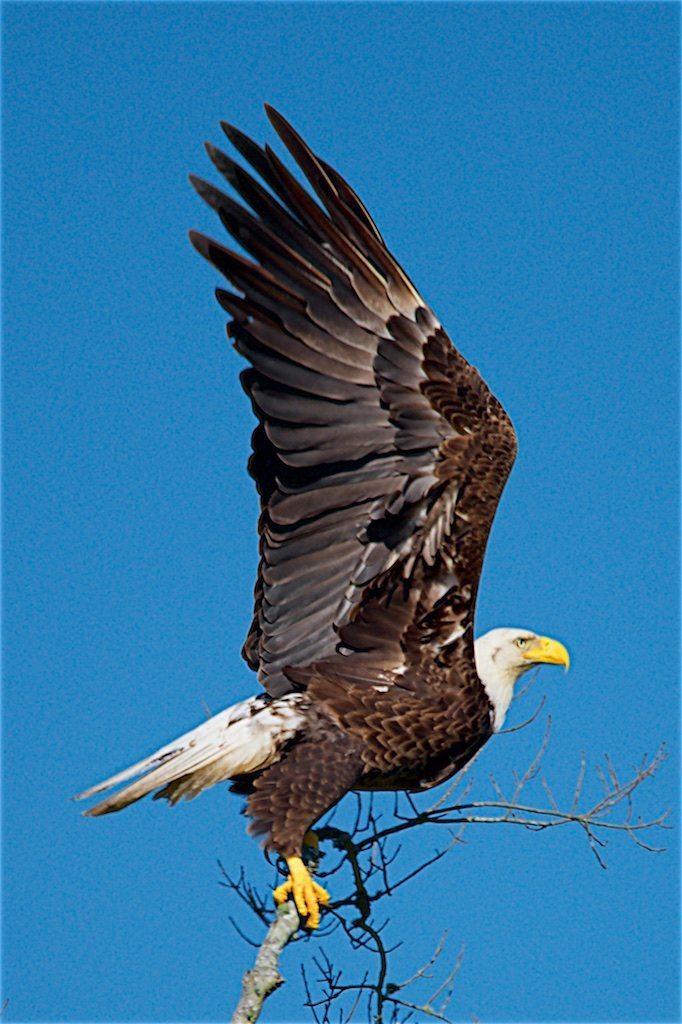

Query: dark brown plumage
<box><xmin>77</xmin><ymin>108</ymin><xmax>535</xmax><ymax>928</ymax></box>
<box><xmin>189</xmin><ymin>106</ymin><xmax>517</xmax><ymax>857</ymax></box>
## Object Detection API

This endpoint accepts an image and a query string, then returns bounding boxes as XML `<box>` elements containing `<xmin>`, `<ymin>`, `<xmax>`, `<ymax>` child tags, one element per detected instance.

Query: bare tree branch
<box><xmin>223</xmin><ymin>738</ymin><xmax>669</xmax><ymax>1023</ymax></box>
<box><xmin>231</xmin><ymin>901</ymin><xmax>300</xmax><ymax>1023</ymax></box>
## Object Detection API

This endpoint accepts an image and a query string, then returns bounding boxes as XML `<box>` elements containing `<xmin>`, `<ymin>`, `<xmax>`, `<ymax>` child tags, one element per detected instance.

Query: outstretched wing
<box><xmin>191</xmin><ymin>107</ymin><xmax>517</xmax><ymax>698</ymax></box>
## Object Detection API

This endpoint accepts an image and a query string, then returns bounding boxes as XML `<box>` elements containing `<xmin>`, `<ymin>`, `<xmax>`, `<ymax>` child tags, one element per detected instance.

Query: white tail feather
<box><xmin>75</xmin><ymin>694</ymin><xmax>306</xmax><ymax>816</ymax></box>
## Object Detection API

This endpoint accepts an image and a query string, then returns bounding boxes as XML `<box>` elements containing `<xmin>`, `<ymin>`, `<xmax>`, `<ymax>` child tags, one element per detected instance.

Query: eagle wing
<box><xmin>191</xmin><ymin>107</ymin><xmax>517</xmax><ymax>703</ymax></box>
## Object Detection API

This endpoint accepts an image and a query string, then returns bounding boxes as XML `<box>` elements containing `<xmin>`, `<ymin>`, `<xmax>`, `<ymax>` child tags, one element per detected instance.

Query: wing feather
<box><xmin>192</xmin><ymin>108</ymin><xmax>517</xmax><ymax>697</ymax></box>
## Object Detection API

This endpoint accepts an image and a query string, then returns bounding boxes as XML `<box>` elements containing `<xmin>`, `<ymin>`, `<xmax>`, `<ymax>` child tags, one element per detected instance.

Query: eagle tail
<box><xmin>74</xmin><ymin>693</ymin><xmax>305</xmax><ymax>816</ymax></box>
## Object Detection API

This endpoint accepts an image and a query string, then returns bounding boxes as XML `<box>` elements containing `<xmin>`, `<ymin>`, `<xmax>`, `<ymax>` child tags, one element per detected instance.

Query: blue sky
<box><xmin>2</xmin><ymin>2</ymin><xmax>679</xmax><ymax>1021</ymax></box>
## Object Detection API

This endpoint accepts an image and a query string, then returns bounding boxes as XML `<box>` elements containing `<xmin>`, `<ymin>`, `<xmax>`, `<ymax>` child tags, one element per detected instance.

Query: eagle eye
<box><xmin>514</xmin><ymin>637</ymin><xmax>528</xmax><ymax>649</ymax></box>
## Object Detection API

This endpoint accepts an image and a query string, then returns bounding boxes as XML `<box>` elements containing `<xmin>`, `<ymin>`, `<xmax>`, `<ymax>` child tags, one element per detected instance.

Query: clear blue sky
<box><xmin>2</xmin><ymin>3</ymin><xmax>679</xmax><ymax>1021</ymax></box>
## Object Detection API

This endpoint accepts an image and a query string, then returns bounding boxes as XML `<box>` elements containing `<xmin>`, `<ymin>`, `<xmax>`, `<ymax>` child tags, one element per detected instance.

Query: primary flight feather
<box><xmin>77</xmin><ymin>106</ymin><xmax>569</xmax><ymax>929</ymax></box>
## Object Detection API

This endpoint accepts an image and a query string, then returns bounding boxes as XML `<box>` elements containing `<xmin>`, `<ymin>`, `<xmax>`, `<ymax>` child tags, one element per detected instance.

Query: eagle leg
<box><xmin>273</xmin><ymin>855</ymin><xmax>330</xmax><ymax>929</ymax></box>
<box><xmin>248</xmin><ymin>726</ymin><xmax>363</xmax><ymax>927</ymax></box>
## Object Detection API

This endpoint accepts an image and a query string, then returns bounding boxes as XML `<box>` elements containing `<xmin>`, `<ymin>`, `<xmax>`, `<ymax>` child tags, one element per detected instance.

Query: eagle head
<box><xmin>474</xmin><ymin>627</ymin><xmax>570</xmax><ymax>731</ymax></box>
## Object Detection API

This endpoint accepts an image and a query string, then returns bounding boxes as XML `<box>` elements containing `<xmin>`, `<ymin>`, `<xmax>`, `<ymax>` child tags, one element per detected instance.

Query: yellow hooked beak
<box><xmin>521</xmin><ymin>635</ymin><xmax>570</xmax><ymax>671</ymax></box>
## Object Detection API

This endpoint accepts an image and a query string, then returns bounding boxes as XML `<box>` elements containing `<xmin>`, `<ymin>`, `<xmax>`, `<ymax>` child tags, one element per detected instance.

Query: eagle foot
<box><xmin>273</xmin><ymin>855</ymin><xmax>330</xmax><ymax>930</ymax></box>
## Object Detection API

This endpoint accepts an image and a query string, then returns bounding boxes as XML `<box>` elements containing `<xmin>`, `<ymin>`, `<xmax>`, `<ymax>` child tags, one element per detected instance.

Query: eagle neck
<box><xmin>473</xmin><ymin>641</ymin><xmax>515</xmax><ymax>731</ymax></box>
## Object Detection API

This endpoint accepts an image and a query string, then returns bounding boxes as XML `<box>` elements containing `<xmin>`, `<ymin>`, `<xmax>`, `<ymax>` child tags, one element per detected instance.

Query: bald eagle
<box><xmin>77</xmin><ymin>107</ymin><xmax>569</xmax><ymax>929</ymax></box>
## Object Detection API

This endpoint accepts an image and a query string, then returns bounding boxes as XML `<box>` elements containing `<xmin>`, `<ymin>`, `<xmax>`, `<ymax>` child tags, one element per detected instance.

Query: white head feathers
<box><xmin>474</xmin><ymin>627</ymin><xmax>570</xmax><ymax>730</ymax></box>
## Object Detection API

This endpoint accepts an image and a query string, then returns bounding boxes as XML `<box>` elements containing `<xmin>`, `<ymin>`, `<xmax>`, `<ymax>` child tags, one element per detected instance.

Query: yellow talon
<box><xmin>272</xmin><ymin>878</ymin><xmax>293</xmax><ymax>904</ymax></box>
<box><xmin>272</xmin><ymin>855</ymin><xmax>330</xmax><ymax>929</ymax></box>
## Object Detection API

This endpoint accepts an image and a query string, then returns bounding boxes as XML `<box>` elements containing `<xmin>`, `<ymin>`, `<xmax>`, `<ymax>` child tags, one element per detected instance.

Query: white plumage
<box><xmin>75</xmin><ymin>694</ymin><xmax>306</xmax><ymax>816</ymax></box>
